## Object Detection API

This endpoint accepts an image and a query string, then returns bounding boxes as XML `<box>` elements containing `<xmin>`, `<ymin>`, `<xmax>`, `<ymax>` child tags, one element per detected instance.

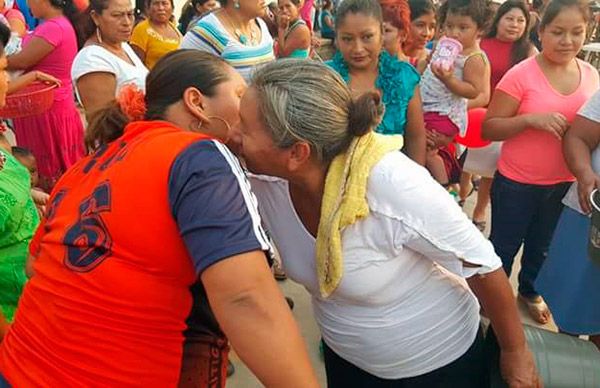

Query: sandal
<box><xmin>518</xmin><ymin>294</ymin><xmax>552</xmax><ymax>325</ymax></box>
<box><xmin>472</xmin><ymin>220</ymin><xmax>486</xmax><ymax>232</ymax></box>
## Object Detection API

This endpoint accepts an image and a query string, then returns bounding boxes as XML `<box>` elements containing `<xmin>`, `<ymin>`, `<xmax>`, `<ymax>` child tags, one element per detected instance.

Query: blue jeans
<box><xmin>490</xmin><ymin>172</ymin><xmax>571</xmax><ymax>298</ymax></box>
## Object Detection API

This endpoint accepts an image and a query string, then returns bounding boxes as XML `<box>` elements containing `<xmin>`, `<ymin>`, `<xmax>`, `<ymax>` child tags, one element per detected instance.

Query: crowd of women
<box><xmin>0</xmin><ymin>0</ymin><xmax>599</xmax><ymax>385</ymax></box>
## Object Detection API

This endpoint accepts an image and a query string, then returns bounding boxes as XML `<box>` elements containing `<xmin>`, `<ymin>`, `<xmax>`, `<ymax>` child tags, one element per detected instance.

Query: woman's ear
<box><xmin>183</xmin><ymin>87</ymin><xmax>210</xmax><ymax>126</ymax></box>
<box><xmin>90</xmin><ymin>10</ymin><xmax>100</xmax><ymax>26</ymax></box>
<box><xmin>287</xmin><ymin>141</ymin><xmax>312</xmax><ymax>171</ymax></box>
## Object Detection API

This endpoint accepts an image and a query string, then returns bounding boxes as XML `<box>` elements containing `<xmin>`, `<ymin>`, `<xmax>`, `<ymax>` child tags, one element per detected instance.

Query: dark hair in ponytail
<box><xmin>85</xmin><ymin>50</ymin><xmax>232</xmax><ymax>151</ymax></box>
<box><xmin>347</xmin><ymin>92</ymin><xmax>384</xmax><ymax>137</ymax></box>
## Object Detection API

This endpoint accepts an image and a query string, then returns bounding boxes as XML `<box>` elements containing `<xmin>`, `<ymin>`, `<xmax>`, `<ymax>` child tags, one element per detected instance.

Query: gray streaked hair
<box><xmin>251</xmin><ymin>59</ymin><xmax>382</xmax><ymax>163</ymax></box>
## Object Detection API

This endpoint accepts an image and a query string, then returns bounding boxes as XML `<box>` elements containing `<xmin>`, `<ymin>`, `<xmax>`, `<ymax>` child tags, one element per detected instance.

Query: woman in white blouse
<box><xmin>71</xmin><ymin>0</ymin><xmax>148</xmax><ymax>119</ymax></box>
<box><xmin>230</xmin><ymin>59</ymin><xmax>540</xmax><ymax>387</ymax></box>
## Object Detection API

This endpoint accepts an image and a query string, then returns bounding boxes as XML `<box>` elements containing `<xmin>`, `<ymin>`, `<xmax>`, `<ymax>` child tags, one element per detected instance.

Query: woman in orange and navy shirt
<box><xmin>0</xmin><ymin>50</ymin><xmax>318</xmax><ymax>387</ymax></box>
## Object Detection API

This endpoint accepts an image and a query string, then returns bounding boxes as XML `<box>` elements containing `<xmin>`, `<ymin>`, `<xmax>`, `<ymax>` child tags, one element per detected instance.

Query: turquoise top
<box><xmin>287</xmin><ymin>48</ymin><xmax>310</xmax><ymax>58</ymax></box>
<box><xmin>320</xmin><ymin>10</ymin><xmax>335</xmax><ymax>37</ymax></box>
<box><xmin>280</xmin><ymin>19</ymin><xmax>310</xmax><ymax>59</ymax></box>
<box><xmin>326</xmin><ymin>51</ymin><xmax>420</xmax><ymax>135</ymax></box>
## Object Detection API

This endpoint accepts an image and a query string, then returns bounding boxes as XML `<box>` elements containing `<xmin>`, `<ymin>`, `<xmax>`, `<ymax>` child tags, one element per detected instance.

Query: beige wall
<box><xmin>174</xmin><ymin>0</ymin><xmax>187</xmax><ymax>19</ymax></box>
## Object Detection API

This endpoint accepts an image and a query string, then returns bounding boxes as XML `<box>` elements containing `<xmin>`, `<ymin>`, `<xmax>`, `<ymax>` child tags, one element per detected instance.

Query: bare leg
<box><xmin>473</xmin><ymin>177</ymin><xmax>493</xmax><ymax>222</ymax></box>
<box><xmin>459</xmin><ymin>171</ymin><xmax>473</xmax><ymax>202</ymax></box>
<box><xmin>426</xmin><ymin>150</ymin><xmax>448</xmax><ymax>184</ymax></box>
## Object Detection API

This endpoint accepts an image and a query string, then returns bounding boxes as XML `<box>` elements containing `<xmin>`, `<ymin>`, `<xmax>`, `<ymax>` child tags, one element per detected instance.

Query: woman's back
<box><xmin>25</xmin><ymin>16</ymin><xmax>77</xmax><ymax>101</ymax></box>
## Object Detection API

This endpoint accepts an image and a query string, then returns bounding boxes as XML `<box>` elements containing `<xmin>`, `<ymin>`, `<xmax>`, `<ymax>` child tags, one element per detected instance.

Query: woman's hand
<box><xmin>31</xmin><ymin>188</ymin><xmax>49</xmax><ymax>216</ymax></box>
<box><xmin>35</xmin><ymin>71</ymin><xmax>61</xmax><ymax>86</ymax></box>
<box><xmin>500</xmin><ymin>346</ymin><xmax>542</xmax><ymax>388</ymax></box>
<box><xmin>426</xmin><ymin>130</ymin><xmax>454</xmax><ymax>149</ymax></box>
<box><xmin>526</xmin><ymin>113</ymin><xmax>568</xmax><ymax>139</ymax></box>
<box><xmin>576</xmin><ymin>168</ymin><xmax>600</xmax><ymax>214</ymax></box>
<box><xmin>278</xmin><ymin>14</ymin><xmax>290</xmax><ymax>30</ymax></box>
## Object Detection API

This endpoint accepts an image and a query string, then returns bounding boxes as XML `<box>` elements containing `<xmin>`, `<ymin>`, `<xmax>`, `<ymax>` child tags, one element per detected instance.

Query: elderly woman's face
<box><xmin>230</xmin><ymin>87</ymin><xmax>287</xmax><ymax>175</ymax></box>
<box><xmin>148</xmin><ymin>0</ymin><xmax>173</xmax><ymax>24</ymax></box>
<box><xmin>93</xmin><ymin>0</ymin><xmax>135</xmax><ymax>43</ymax></box>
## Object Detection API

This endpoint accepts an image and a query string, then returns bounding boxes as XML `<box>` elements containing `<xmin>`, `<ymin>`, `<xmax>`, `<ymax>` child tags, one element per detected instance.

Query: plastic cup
<box><xmin>588</xmin><ymin>189</ymin><xmax>600</xmax><ymax>266</ymax></box>
<box><xmin>431</xmin><ymin>37</ymin><xmax>463</xmax><ymax>72</ymax></box>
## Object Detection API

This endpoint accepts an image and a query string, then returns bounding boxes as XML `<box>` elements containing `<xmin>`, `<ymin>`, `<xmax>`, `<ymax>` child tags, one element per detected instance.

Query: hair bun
<box><xmin>347</xmin><ymin>91</ymin><xmax>384</xmax><ymax>137</ymax></box>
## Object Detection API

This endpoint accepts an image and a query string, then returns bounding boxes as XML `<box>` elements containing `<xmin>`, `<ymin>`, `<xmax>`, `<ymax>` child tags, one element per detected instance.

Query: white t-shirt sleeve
<box><xmin>180</xmin><ymin>15</ymin><xmax>224</xmax><ymax>55</ymax></box>
<box><xmin>579</xmin><ymin>89</ymin><xmax>600</xmax><ymax>121</ymax></box>
<box><xmin>71</xmin><ymin>45</ymin><xmax>119</xmax><ymax>82</ymax></box>
<box><xmin>368</xmin><ymin>152</ymin><xmax>502</xmax><ymax>278</ymax></box>
<box><xmin>562</xmin><ymin>90</ymin><xmax>600</xmax><ymax>214</ymax></box>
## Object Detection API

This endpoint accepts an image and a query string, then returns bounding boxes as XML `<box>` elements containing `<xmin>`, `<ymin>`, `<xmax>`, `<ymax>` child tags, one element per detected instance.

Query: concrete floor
<box><xmin>226</xmin><ymin>191</ymin><xmax>558</xmax><ymax>387</ymax></box>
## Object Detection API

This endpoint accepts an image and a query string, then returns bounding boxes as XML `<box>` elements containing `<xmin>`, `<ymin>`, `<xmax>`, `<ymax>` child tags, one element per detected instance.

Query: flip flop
<box><xmin>518</xmin><ymin>294</ymin><xmax>552</xmax><ymax>325</ymax></box>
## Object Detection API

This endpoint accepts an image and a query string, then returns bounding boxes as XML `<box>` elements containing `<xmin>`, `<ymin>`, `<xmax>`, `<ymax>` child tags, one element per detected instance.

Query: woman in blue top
<box><xmin>326</xmin><ymin>0</ymin><xmax>426</xmax><ymax>165</ymax></box>
<box><xmin>319</xmin><ymin>0</ymin><xmax>335</xmax><ymax>39</ymax></box>
<box><xmin>277</xmin><ymin>0</ymin><xmax>311</xmax><ymax>58</ymax></box>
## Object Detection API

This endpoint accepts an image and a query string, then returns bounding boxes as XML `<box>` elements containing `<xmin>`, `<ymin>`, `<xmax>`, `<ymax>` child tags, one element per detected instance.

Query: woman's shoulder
<box><xmin>378</xmin><ymin>52</ymin><xmax>420</xmax><ymax>97</ymax></box>
<box><xmin>577</xmin><ymin>57</ymin><xmax>600</xmax><ymax>78</ymax></box>
<box><xmin>502</xmin><ymin>55</ymin><xmax>535</xmax><ymax>78</ymax></box>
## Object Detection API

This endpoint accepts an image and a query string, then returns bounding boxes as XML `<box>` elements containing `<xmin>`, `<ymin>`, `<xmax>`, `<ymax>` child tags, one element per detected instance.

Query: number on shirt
<box><xmin>64</xmin><ymin>182</ymin><xmax>113</xmax><ymax>272</ymax></box>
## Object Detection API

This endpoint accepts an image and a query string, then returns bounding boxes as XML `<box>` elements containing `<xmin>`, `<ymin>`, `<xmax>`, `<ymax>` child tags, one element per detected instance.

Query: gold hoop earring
<box><xmin>96</xmin><ymin>27</ymin><xmax>103</xmax><ymax>43</ymax></box>
<box><xmin>207</xmin><ymin>115</ymin><xmax>232</xmax><ymax>134</ymax></box>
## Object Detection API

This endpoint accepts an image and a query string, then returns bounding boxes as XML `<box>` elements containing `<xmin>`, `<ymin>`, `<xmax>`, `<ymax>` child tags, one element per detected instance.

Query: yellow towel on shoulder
<box><xmin>316</xmin><ymin>132</ymin><xmax>403</xmax><ymax>298</ymax></box>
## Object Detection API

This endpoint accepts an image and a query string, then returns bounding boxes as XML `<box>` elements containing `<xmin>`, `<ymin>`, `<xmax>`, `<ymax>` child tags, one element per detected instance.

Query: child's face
<box><xmin>409</xmin><ymin>12</ymin><xmax>436</xmax><ymax>50</ymax></box>
<box><xmin>383</xmin><ymin>21</ymin><xmax>407</xmax><ymax>55</ymax></box>
<box><xmin>16</xmin><ymin>154</ymin><xmax>39</xmax><ymax>187</ymax></box>
<box><xmin>443</xmin><ymin>12</ymin><xmax>480</xmax><ymax>50</ymax></box>
<box><xmin>0</xmin><ymin>54</ymin><xmax>7</xmax><ymax>108</ymax></box>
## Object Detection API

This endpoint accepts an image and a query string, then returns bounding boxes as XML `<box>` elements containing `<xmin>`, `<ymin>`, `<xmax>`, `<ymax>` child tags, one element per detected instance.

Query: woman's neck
<box><xmin>41</xmin><ymin>7</ymin><xmax>63</xmax><ymax>20</ymax></box>
<box><xmin>149</xmin><ymin>18</ymin><xmax>170</xmax><ymax>28</ymax></box>
<box><xmin>222</xmin><ymin>7</ymin><xmax>252</xmax><ymax>27</ymax></box>
<box><xmin>349</xmin><ymin>58</ymin><xmax>379</xmax><ymax>77</ymax></box>
<box><xmin>538</xmin><ymin>52</ymin><xmax>576</xmax><ymax>71</ymax></box>
<box><xmin>95</xmin><ymin>35</ymin><xmax>123</xmax><ymax>52</ymax></box>
<box><xmin>403</xmin><ymin>43</ymin><xmax>423</xmax><ymax>58</ymax></box>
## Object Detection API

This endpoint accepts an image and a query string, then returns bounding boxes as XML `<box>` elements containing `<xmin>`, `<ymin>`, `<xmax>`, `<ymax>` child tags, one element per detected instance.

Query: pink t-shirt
<box><xmin>22</xmin><ymin>16</ymin><xmax>77</xmax><ymax>102</ymax></box>
<box><xmin>300</xmin><ymin>0</ymin><xmax>314</xmax><ymax>30</ymax></box>
<box><xmin>496</xmin><ymin>56</ymin><xmax>599</xmax><ymax>185</ymax></box>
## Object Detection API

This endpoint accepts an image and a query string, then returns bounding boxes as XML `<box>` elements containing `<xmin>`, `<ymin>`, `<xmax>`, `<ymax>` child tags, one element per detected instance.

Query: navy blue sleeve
<box><xmin>169</xmin><ymin>140</ymin><xmax>271</xmax><ymax>274</ymax></box>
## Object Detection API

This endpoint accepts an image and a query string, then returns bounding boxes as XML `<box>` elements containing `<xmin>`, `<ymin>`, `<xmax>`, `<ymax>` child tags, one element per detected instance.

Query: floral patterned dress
<box><xmin>0</xmin><ymin>148</ymin><xmax>39</xmax><ymax>322</ymax></box>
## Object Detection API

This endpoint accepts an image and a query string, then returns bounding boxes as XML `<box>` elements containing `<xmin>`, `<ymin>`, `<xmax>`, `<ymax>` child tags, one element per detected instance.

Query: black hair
<box><xmin>540</xmin><ymin>0</ymin><xmax>590</xmax><ymax>30</ymax></box>
<box><xmin>335</xmin><ymin>0</ymin><xmax>383</xmax><ymax>29</ymax></box>
<box><xmin>85</xmin><ymin>50</ymin><xmax>232</xmax><ymax>150</ymax></box>
<box><xmin>11</xmin><ymin>146</ymin><xmax>34</xmax><ymax>158</ymax></box>
<box><xmin>438</xmin><ymin>0</ymin><xmax>493</xmax><ymax>30</ymax></box>
<box><xmin>77</xmin><ymin>0</ymin><xmax>111</xmax><ymax>48</ymax></box>
<box><xmin>49</xmin><ymin>0</ymin><xmax>82</xmax><ymax>43</ymax></box>
<box><xmin>486</xmin><ymin>0</ymin><xmax>532</xmax><ymax>66</ymax></box>
<box><xmin>0</xmin><ymin>22</ymin><xmax>10</xmax><ymax>56</ymax></box>
<box><xmin>408</xmin><ymin>0</ymin><xmax>435</xmax><ymax>21</ymax></box>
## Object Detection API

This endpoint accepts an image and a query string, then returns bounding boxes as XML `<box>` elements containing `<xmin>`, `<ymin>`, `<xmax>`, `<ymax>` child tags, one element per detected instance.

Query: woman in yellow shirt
<box><xmin>130</xmin><ymin>0</ymin><xmax>181</xmax><ymax>69</ymax></box>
